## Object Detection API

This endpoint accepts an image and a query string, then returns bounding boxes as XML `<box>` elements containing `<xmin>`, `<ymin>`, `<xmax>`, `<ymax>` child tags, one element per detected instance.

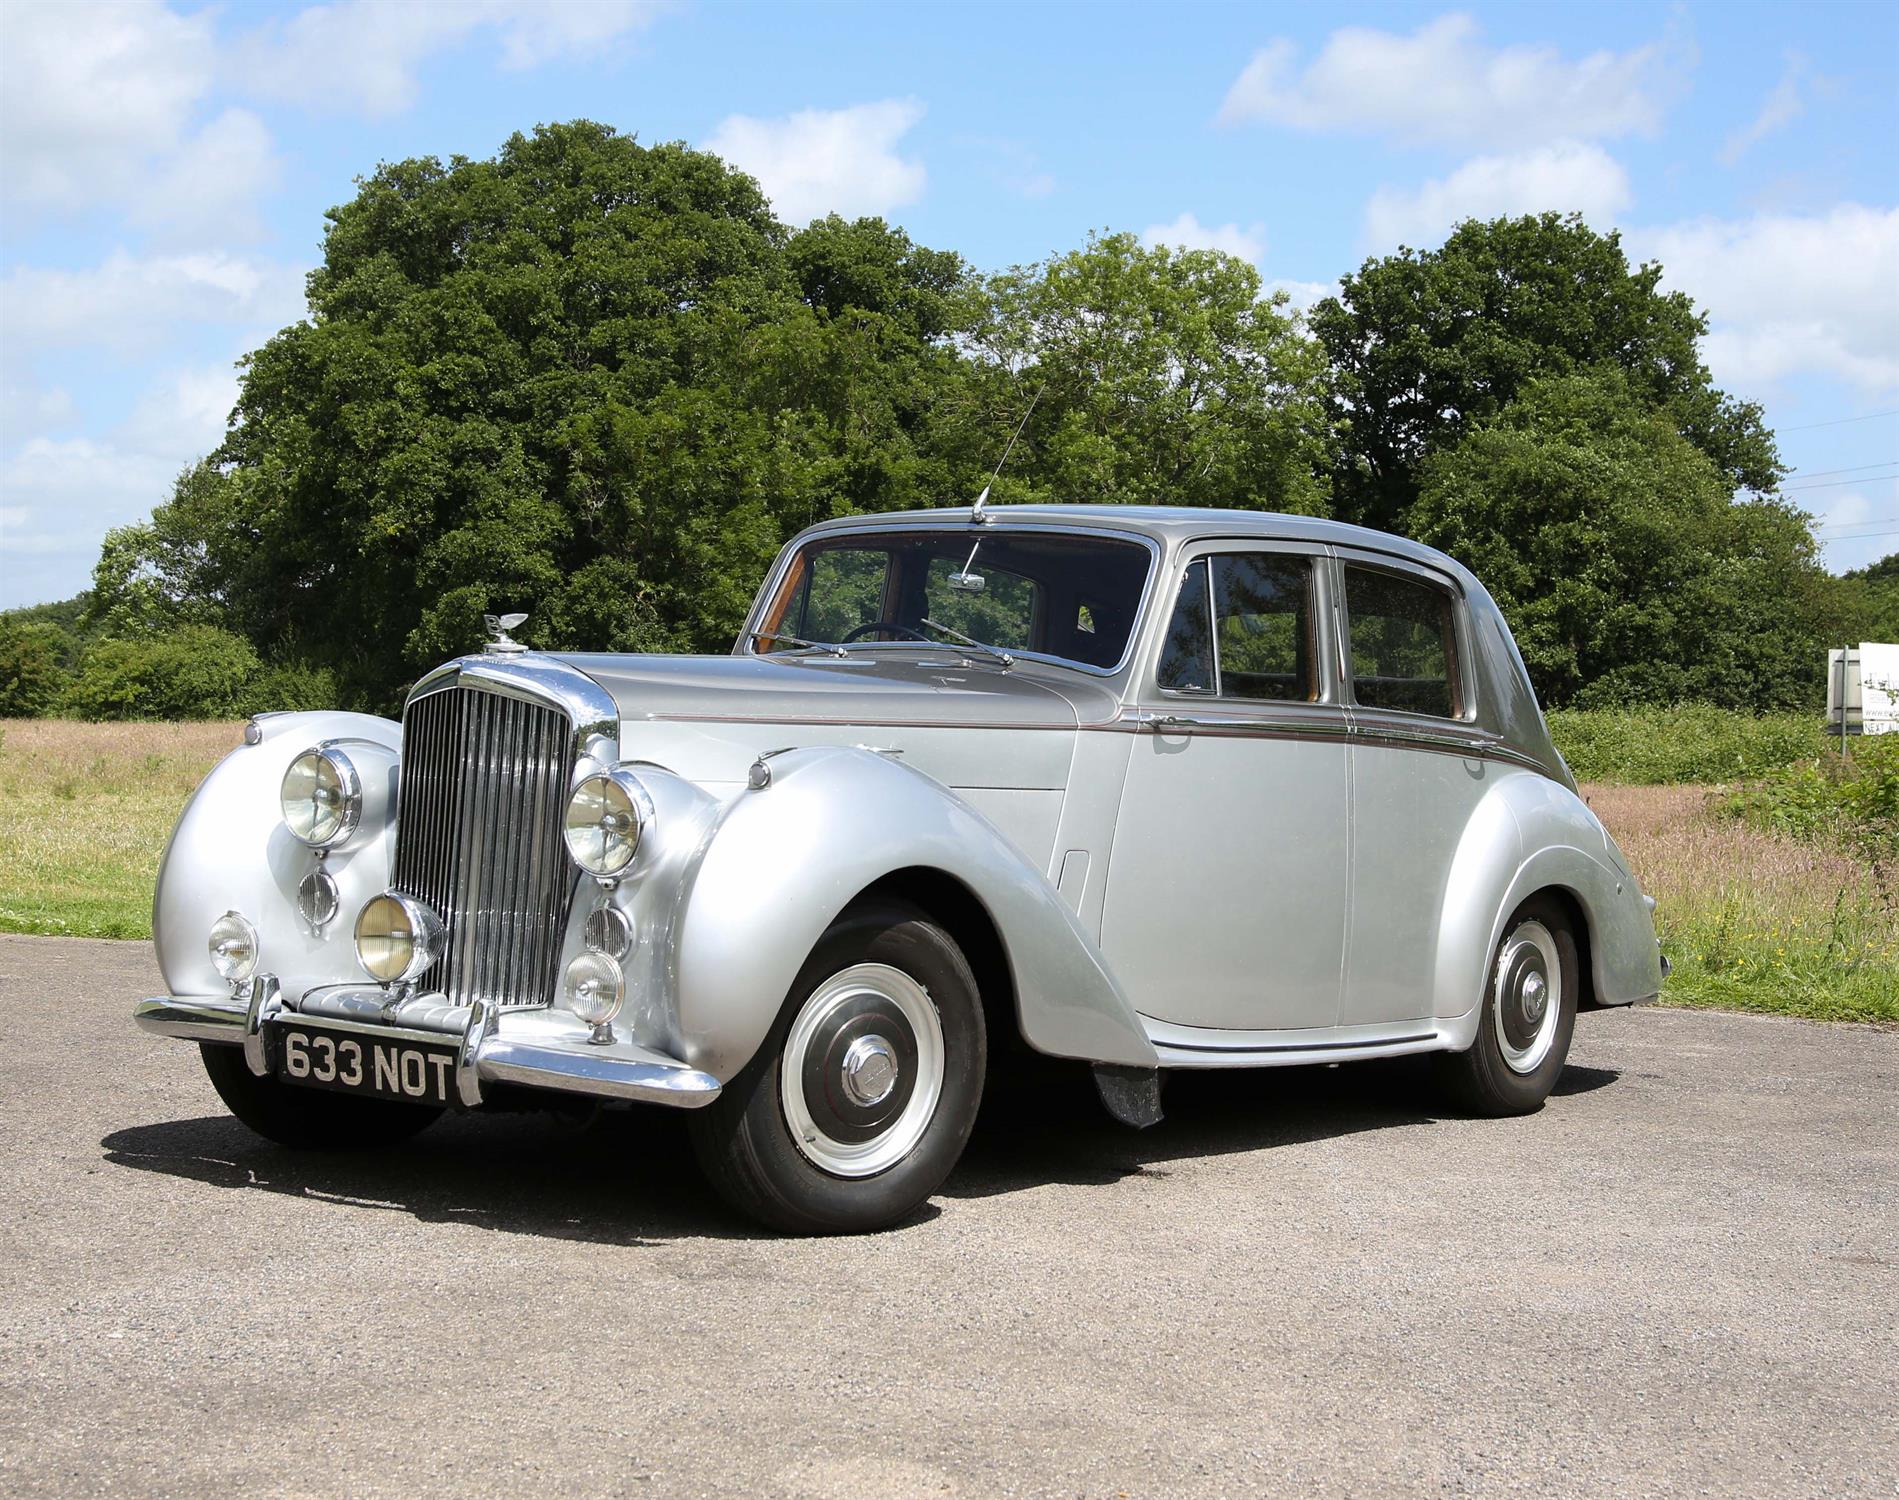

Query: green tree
<box><xmin>1412</xmin><ymin>372</ymin><xmax>1823</xmax><ymax>710</ymax></box>
<box><xmin>65</xmin><ymin>626</ymin><xmax>262</xmax><ymax>721</ymax></box>
<box><xmin>0</xmin><ymin>620</ymin><xmax>71</xmax><ymax>716</ymax></box>
<box><xmin>1312</xmin><ymin>213</ymin><xmax>1781</xmax><ymax>533</ymax></box>
<box><xmin>959</xmin><ymin>232</ymin><xmax>1332</xmax><ymax>514</ymax></box>
<box><xmin>93</xmin><ymin>123</ymin><xmax>976</xmax><ymax>710</ymax></box>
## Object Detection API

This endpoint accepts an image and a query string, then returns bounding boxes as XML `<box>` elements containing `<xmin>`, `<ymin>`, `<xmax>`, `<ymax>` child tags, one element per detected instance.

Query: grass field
<box><xmin>2</xmin><ymin>718</ymin><xmax>1892</xmax><ymax>1020</ymax></box>
<box><xmin>0</xmin><ymin>720</ymin><xmax>240</xmax><ymax>939</ymax></box>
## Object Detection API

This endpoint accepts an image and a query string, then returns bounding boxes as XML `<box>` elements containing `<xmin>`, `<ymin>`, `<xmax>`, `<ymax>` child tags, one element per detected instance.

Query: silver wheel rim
<box><xmin>1492</xmin><ymin>920</ymin><xmax>1562</xmax><ymax>1075</ymax></box>
<box><xmin>780</xmin><ymin>962</ymin><xmax>945</xmax><ymax>1179</ymax></box>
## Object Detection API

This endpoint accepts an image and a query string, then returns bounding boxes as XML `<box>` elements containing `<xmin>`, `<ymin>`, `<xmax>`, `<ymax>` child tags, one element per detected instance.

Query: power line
<box><xmin>1789</xmin><ymin>459</ymin><xmax>1899</xmax><ymax>479</ymax></box>
<box><xmin>1816</xmin><ymin>513</ymin><xmax>1899</xmax><ymax>532</ymax></box>
<box><xmin>1776</xmin><ymin>474</ymin><xmax>1899</xmax><ymax>493</ymax></box>
<box><xmin>1816</xmin><ymin>526</ymin><xmax>1899</xmax><ymax>543</ymax></box>
<box><xmin>1779</xmin><ymin>408</ymin><xmax>1899</xmax><ymax>432</ymax></box>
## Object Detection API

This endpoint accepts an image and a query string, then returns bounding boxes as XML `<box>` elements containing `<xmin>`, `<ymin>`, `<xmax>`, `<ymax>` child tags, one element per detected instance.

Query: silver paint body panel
<box><xmin>141</xmin><ymin>505</ymin><xmax>1661</xmax><ymax>1104</ymax></box>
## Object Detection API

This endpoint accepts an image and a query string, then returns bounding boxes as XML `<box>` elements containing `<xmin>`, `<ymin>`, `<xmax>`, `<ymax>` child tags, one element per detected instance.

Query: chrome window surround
<box><xmin>1152</xmin><ymin>543</ymin><xmax>1338</xmax><ymax>706</ymax></box>
<box><xmin>739</xmin><ymin>521</ymin><xmax>1165</xmax><ymax>679</ymax></box>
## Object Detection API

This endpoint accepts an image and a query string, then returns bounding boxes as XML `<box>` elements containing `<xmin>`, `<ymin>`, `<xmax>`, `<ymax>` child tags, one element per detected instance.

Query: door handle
<box><xmin>1137</xmin><ymin>711</ymin><xmax>1199</xmax><ymax>732</ymax></box>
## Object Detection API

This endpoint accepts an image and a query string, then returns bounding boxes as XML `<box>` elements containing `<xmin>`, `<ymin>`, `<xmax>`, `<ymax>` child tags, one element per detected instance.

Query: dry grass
<box><xmin>0</xmin><ymin>719</ymin><xmax>239</xmax><ymax>938</ymax></box>
<box><xmin>1585</xmin><ymin>782</ymin><xmax>1899</xmax><ymax>1022</ymax></box>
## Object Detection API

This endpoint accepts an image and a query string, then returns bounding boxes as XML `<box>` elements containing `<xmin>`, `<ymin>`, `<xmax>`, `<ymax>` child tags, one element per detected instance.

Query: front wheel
<box><xmin>689</xmin><ymin>902</ymin><xmax>986</xmax><ymax>1234</ymax></box>
<box><xmin>1434</xmin><ymin>895</ymin><xmax>1578</xmax><ymax>1116</ymax></box>
<box><xmin>199</xmin><ymin>1043</ymin><xmax>443</xmax><ymax>1149</ymax></box>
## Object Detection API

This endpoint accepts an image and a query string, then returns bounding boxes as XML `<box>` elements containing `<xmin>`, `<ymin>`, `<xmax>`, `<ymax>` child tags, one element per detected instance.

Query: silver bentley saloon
<box><xmin>135</xmin><ymin>505</ymin><xmax>1664</xmax><ymax>1233</ymax></box>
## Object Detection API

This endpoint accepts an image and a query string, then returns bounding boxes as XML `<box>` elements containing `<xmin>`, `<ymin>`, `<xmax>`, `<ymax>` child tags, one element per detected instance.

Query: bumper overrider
<box><xmin>134</xmin><ymin>976</ymin><xmax>721</xmax><ymax>1110</ymax></box>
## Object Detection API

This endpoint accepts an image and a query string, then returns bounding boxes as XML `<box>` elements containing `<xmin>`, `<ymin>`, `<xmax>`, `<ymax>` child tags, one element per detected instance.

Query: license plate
<box><xmin>271</xmin><ymin>1023</ymin><xmax>457</xmax><ymax>1107</ymax></box>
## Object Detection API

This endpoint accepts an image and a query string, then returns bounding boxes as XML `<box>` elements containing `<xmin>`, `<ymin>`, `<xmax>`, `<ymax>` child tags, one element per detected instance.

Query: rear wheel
<box><xmin>1435</xmin><ymin>895</ymin><xmax>1578</xmax><ymax>1116</ymax></box>
<box><xmin>690</xmin><ymin>902</ymin><xmax>986</xmax><ymax>1234</ymax></box>
<box><xmin>199</xmin><ymin>1042</ymin><xmax>442</xmax><ymax>1149</ymax></box>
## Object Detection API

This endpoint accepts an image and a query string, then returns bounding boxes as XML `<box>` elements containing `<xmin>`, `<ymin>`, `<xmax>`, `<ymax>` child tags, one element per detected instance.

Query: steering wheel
<box><xmin>842</xmin><ymin>620</ymin><xmax>932</xmax><ymax>643</ymax></box>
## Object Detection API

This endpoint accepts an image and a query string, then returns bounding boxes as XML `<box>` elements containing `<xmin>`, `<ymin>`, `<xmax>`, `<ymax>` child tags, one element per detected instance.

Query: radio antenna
<box><xmin>970</xmin><ymin>383</ymin><xmax>1044</xmax><ymax>526</ymax></box>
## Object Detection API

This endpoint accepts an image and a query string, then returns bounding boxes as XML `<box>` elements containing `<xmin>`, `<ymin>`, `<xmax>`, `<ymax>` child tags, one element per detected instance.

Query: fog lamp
<box><xmin>562</xmin><ymin>951</ymin><xmax>624</xmax><ymax>1027</ymax></box>
<box><xmin>208</xmin><ymin>910</ymin><xmax>259</xmax><ymax>986</ymax></box>
<box><xmin>354</xmin><ymin>892</ymin><xmax>444</xmax><ymax>986</ymax></box>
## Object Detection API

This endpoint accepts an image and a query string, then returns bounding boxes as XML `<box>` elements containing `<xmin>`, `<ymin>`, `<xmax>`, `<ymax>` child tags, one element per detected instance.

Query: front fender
<box><xmin>1433</xmin><ymin>772</ymin><xmax>1663</xmax><ymax>1027</ymax></box>
<box><xmin>668</xmin><ymin>746</ymin><xmax>1157</xmax><ymax>1080</ymax></box>
<box><xmin>153</xmin><ymin>712</ymin><xmax>400</xmax><ymax>1003</ymax></box>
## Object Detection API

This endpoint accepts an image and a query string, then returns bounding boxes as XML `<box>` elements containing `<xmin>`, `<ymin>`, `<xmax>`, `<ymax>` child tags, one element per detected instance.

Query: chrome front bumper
<box><xmin>134</xmin><ymin>977</ymin><xmax>722</xmax><ymax>1110</ymax></box>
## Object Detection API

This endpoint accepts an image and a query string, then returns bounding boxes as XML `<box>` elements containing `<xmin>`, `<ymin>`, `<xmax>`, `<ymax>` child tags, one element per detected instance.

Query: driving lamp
<box><xmin>281</xmin><ymin>747</ymin><xmax>361</xmax><ymax>847</ymax></box>
<box><xmin>563</xmin><ymin>771</ymin><xmax>650</xmax><ymax>878</ymax></box>
<box><xmin>562</xmin><ymin>951</ymin><xmax>624</xmax><ymax>1026</ymax></box>
<box><xmin>354</xmin><ymin>892</ymin><xmax>445</xmax><ymax>986</ymax></box>
<box><xmin>208</xmin><ymin>910</ymin><xmax>259</xmax><ymax>985</ymax></box>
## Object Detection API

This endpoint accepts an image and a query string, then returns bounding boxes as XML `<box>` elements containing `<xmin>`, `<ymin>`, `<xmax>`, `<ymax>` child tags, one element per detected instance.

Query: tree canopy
<box><xmin>52</xmin><ymin>123</ymin><xmax>1860</xmax><ymax>719</ymax></box>
<box><xmin>1311</xmin><ymin>213</ymin><xmax>1781</xmax><ymax>534</ymax></box>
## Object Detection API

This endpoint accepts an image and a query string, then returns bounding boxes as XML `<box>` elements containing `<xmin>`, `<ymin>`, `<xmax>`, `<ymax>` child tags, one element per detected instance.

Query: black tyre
<box><xmin>689</xmin><ymin>901</ymin><xmax>987</xmax><ymax>1235</ymax></box>
<box><xmin>199</xmin><ymin>1042</ymin><xmax>443</xmax><ymax>1149</ymax></box>
<box><xmin>1434</xmin><ymin>895</ymin><xmax>1579</xmax><ymax>1117</ymax></box>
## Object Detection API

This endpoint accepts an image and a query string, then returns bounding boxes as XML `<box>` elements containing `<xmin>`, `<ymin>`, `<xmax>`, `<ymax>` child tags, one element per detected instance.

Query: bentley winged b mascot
<box><xmin>137</xmin><ymin>506</ymin><xmax>1664</xmax><ymax>1233</ymax></box>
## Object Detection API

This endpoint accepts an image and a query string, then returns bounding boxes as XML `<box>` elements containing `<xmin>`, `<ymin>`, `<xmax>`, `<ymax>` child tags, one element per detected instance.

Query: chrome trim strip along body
<box><xmin>739</xmin><ymin>521</ymin><xmax>1165</xmax><ymax>679</ymax></box>
<box><xmin>132</xmin><ymin>991</ymin><xmax>722</xmax><ymax>1109</ymax></box>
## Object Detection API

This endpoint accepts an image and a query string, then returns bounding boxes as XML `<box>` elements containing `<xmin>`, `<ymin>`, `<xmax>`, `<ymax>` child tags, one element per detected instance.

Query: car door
<box><xmin>1100</xmin><ymin>544</ymin><xmax>1350</xmax><ymax>1032</ymax></box>
<box><xmin>1335</xmin><ymin>551</ymin><xmax>1494</xmax><ymax>1026</ymax></box>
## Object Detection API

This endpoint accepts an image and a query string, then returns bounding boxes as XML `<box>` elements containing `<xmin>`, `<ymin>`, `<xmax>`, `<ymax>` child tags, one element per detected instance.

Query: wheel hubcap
<box><xmin>1492</xmin><ymin>921</ymin><xmax>1562</xmax><ymax>1075</ymax></box>
<box><xmin>781</xmin><ymin>963</ymin><xmax>944</xmax><ymax>1178</ymax></box>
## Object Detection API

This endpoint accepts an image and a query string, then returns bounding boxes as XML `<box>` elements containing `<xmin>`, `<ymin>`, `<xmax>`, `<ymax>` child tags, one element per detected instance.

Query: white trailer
<box><xmin>1827</xmin><ymin>643</ymin><xmax>1899</xmax><ymax>736</ymax></box>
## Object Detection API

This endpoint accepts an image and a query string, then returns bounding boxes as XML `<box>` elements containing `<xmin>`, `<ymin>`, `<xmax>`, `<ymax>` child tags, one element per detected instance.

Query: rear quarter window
<box><xmin>1343</xmin><ymin>565</ymin><xmax>1462</xmax><ymax>718</ymax></box>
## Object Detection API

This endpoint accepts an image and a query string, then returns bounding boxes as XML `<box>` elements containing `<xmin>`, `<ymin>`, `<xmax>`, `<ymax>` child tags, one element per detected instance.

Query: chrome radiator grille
<box><xmin>393</xmin><ymin>683</ymin><xmax>578</xmax><ymax>1010</ymax></box>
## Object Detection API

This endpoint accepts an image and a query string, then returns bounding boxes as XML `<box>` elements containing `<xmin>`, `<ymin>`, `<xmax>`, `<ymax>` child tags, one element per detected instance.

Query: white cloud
<box><xmin>707</xmin><ymin>100</ymin><xmax>927</xmax><ymax>225</ymax></box>
<box><xmin>231</xmin><ymin>0</ymin><xmax>672</xmax><ymax>117</ymax></box>
<box><xmin>1220</xmin><ymin>13</ymin><xmax>1670</xmax><ymax>148</ymax></box>
<box><xmin>0</xmin><ymin>0</ymin><xmax>216</xmax><ymax>213</ymax></box>
<box><xmin>0</xmin><ymin>251</ymin><xmax>308</xmax><ymax>365</ymax></box>
<box><xmin>1141</xmin><ymin>213</ymin><xmax>1267</xmax><ymax>264</ymax></box>
<box><xmin>1363</xmin><ymin>142</ymin><xmax>1633</xmax><ymax>250</ymax></box>
<box><xmin>1631</xmin><ymin>205</ymin><xmax>1899</xmax><ymax>394</ymax></box>
<box><xmin>130</xmin><ymin>108</ymin><xmax>283</xmax><ymax>242</ymax></box>
<box><xmin>1720</xmin><ymin>58</ymin><xmax>1806</xmax><ymax>166</ymax></box>
<box><xmin>1265</xmin><ymin>278</ymin><xmax>1336</xmax><ymax>315</ymax></box>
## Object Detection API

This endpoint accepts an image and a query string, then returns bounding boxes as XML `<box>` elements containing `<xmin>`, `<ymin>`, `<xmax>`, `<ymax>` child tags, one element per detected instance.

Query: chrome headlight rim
<box><xmin>563</xmin><ymin>768</ymin><xmax>655</xmax><ymax>879</ymax></box>
<box><xmin>353</xmin><ymin>891</ymin><xmax>445</xmax><ymax>987</ymax></box>
<box><xmin>280</xmin><ymin>745</ymin><xmax>363</xmax><ymax>849</ymax></box>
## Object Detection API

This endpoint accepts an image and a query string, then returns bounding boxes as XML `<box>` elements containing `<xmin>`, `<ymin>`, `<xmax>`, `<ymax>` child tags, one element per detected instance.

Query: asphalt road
<box><xmin>2</xmin><ymin>935</ymin><xmax>1894</xmax><ymax>1498</ymax></box>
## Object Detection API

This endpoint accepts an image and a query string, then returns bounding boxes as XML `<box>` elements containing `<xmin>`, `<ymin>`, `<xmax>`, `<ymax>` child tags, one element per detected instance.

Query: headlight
<box><xmin>354</xmin><ymin>893</ymin><xmax>445</xmax><ymax>986</ymax></box>
<box><xmin>208</xmin><ymin>910</ymin><xmax>259</xmax><ymax>985</ymax></box>
<box><xmin>563</xmin><ymin>771</ymin><xmax>652</xmax><ymax>878</ymax></box>
<box><xmin>562</xmin><ymin>951</ymin><xmax>624</xmax><ymax>1026</ymax></box>
<box><xmin>281</xmin><ymin>747</ymin><xmax>361</xmax><ymax>847</ymax></box>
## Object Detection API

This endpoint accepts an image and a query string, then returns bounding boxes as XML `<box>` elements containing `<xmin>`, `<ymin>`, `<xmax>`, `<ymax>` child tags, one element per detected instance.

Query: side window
<box><xmin>1156</xmin><ymin>559</ymin><xmax>1213</xmax><ymax>692</ymax></box>
<box><xmin>1343</xmin><ymin>565</ymin><xmax>1461</xmax><ymax>718</ymax></box>
<box><xmin>1210</xmin><ymin>554</ymin><xmax>1316</xmax><ymax>702</ymax></box>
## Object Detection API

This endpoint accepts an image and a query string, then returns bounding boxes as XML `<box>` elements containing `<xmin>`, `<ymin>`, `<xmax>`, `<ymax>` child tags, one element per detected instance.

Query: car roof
<box><xmin>800</xmin><ymin>504</ymin><xmax>1477</xmax><ymax>584</ymax></box>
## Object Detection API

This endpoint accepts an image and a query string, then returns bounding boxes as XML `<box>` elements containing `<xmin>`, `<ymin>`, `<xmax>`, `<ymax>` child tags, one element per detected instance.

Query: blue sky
<box><xmin>2</xmin><ymin>0</ymin><xmax>1896</xmax><ymax>611</ymax></box>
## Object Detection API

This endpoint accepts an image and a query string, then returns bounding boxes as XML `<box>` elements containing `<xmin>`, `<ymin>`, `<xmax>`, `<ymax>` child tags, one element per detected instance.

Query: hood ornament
<box><xmin>483</xmin><ymin>612</ymin><xmax>529</xmax><ymax>655</ymax></box>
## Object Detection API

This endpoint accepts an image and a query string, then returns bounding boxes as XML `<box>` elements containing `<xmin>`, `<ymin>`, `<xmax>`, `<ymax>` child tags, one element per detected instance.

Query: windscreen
<box><xmin>754</xmin><ymin>530</ymin><xmax>1153</xmax><ymax>671</ymax></box>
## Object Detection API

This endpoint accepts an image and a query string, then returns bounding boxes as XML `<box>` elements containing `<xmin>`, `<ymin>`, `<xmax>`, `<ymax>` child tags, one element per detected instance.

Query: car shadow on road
<box><xmin>948</xmin><ymin>1056</ymin><xmax>1624</xmax><ymax>1199</ymax></box>
<box><xmin>99</xmin><ymin>1105</ymin><xmax>757</xmax><ymax>1246</ymax></box>
<box><xmin>101</xmin><ymin>1058</ymin><xmax>1620</xmax><ymax>1239</ymax></box>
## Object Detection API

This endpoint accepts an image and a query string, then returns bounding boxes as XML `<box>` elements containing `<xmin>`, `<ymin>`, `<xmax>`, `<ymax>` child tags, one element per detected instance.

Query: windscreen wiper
<box><xmin>749</xmin><ymin>629</ymin><xmax>848</xmax><ymax>659</ymax></box>
<box><xmin>919</xmin><ymin>618</ymin><xmax>1015</xmax><ymax>670</ymax></box>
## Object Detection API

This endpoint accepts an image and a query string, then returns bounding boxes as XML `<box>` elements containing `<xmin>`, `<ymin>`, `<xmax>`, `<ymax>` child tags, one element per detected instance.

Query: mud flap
<box><xmin>1093</xmin><ymin>1064</ymin><xmax>1163</xmax><ymax>1129</ymax></box>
